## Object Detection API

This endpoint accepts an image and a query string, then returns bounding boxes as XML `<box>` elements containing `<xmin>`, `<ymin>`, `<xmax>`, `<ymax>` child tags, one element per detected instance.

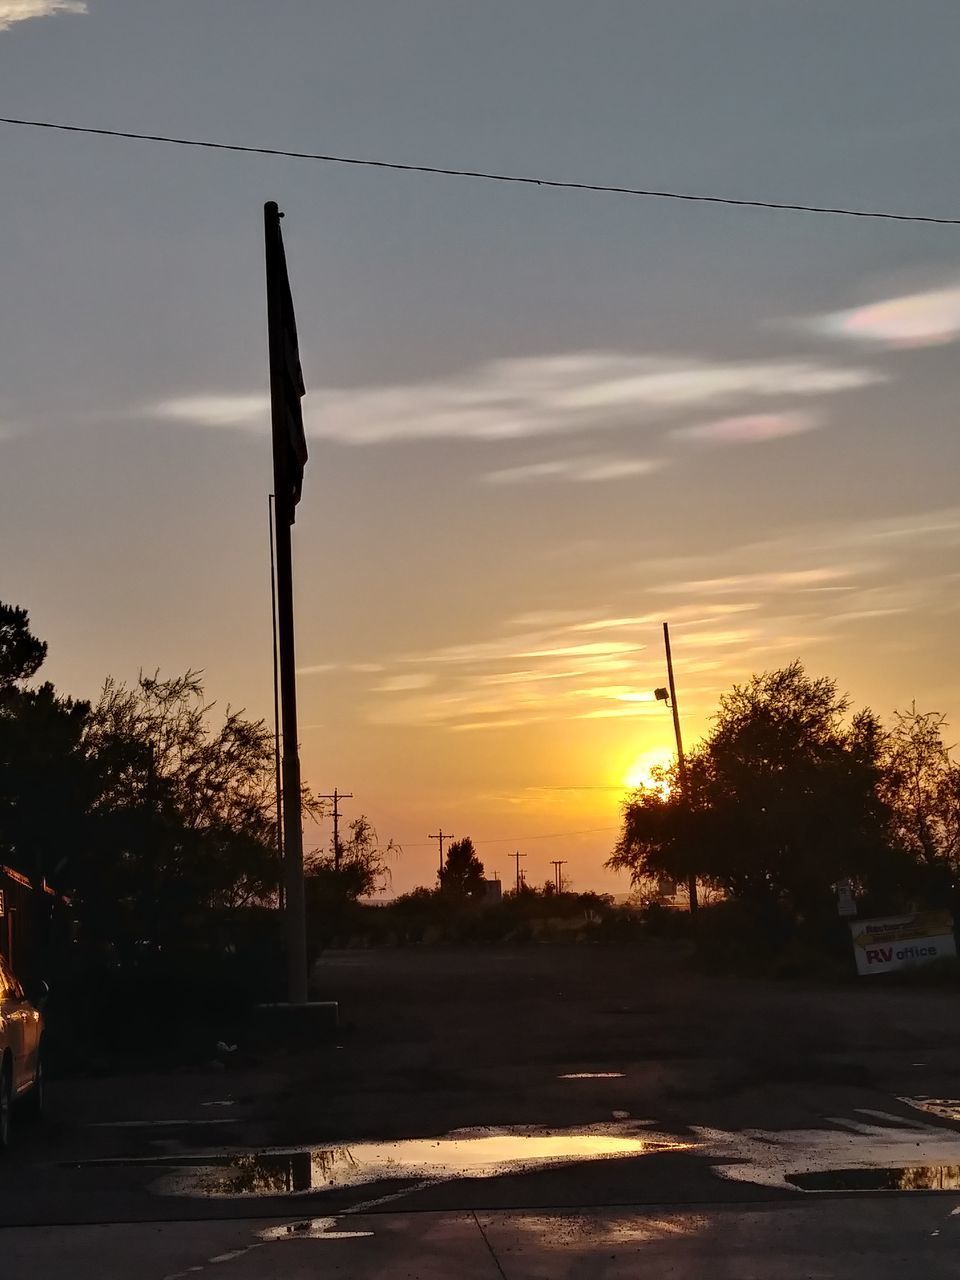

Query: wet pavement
<box><xmin>4</xmin><ymin>1199</ymin><xmax>960</xmax><ymax>1279</ymax></box>
<box><xmin>39</xmin><ymin>1104</ymin><xmax>960</xmax><ymax>1216</ymax></box>
<box><xmin>6</xmin><ymin>946</ymin><xmax>960</xmax><ymax>1271</ymax></box>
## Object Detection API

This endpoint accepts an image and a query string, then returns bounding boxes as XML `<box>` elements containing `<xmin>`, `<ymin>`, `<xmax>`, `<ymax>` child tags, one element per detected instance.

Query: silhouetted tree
<box><xmin>609</xmin><ymin>662</ymin><xmax>899</xmax><ymax>917</ymax></box>
<box><xmin>440</xmin><ymin>837</ymin><xmax>485</xmax><ymax>898</ymax></box>
<box><xmin>0</xmin><ymin>602</ymin><xmax>93</xmax><ymax>888</ymax></box>
<box><xmin>884</xmin><ymin>704</ymin><xmax>960</xmax><ymax>868</ymax></box>
<box><xmin>306</xmin><ymin>815</ymin><xmax>399</xmax><ymax>904</ymax></box>
<box><xmin>881</xmin><ymin>704</ymin><xmax>960</xmax><ymax>905</ymax></box>
<box><xmin>0</xmin><ymin>603</ymin><xmax>47</xmax><ymax>694</ymax></box>
<box><xmin>80</xmin><ymin>670</ymin><xmax>283</xmax><ymax>953</ymax></box>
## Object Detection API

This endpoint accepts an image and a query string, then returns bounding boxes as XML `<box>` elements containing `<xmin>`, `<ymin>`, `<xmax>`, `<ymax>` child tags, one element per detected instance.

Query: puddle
<box><xmin>74</xmin><ymin>1106</ymin><xmax>960</xmax><ymax>1201</ymax></box>
<box><xmin>904</xmin><ymin>1098</ymin><xmax>960</xmax><ymax>1124</ymax></box>
<box><xmin>258</xmin><ymin>1218</ymin><xmax>374</xmax><ymax>1241</ymax></box>
<box><xmin>559</xmin><ymin>1073</ymin><xmax>625</xmax><ymax>1080</ymax></box>
<box><xmin>698</xmin><ymin>1108</ymin><xmax>960</xmax><ymax>1191</ymax></box>
<box><xmin>788</xmin><ymin>1166</ymin><xmax>960</xmax><ymax>1192</ymax></box>
<box><xmin>147</xmin><ymin>1125</ymin><xmax>689</xmax><ymax>1198</ymax></box>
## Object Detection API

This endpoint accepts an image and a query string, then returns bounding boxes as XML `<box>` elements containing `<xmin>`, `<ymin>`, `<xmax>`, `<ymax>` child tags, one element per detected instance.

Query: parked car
<box><xmin>0</xmin><ymin>954</ymin><xmax>44</xmax><ymax>1149</ymax></box>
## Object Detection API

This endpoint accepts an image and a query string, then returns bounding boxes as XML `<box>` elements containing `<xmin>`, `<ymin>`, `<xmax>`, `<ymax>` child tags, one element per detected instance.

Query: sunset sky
<box><xmin>4</xmin><ymin>1</ymin><xmax>960</xmax><ymax>893</ymax></box>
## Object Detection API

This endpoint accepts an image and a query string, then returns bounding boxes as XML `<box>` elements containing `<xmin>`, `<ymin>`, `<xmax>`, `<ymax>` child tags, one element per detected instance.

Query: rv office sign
<box><xmin>850</xmin><ymin>912</ymin><xmax>957</xmax><ymax>976</ymax></box>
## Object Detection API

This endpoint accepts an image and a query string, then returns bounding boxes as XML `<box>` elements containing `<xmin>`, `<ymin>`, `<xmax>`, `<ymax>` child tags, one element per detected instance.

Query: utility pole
<box><xmin>551</xmin><ymin>859</ymin><xmax>567</xmax><ymax>893</ymax></box>
<box><xmin>318</xmin><ymin>789</ymin><xmax>353</xmax><ymax>871</ymax></box>
<box><xmin>510</xmin><ymin>850</ymin><xmax>527</xmax><ymax>895</ymax></box>
<box><xmin>663</xmin><ymin>621</ymin><xmax>698</xmax><ymax>916</ymax></box>
<box><xmin>430</xmin><ymin>829</ymin><xmax>453</xmax><ymax>886</ymax></box>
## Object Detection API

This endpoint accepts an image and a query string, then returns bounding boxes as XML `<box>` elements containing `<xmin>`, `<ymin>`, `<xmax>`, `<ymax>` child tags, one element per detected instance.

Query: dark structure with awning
<box><xmin>0</xmin><ymin>863</ymin><xmax>68</xmax><ymax>983</ymax></box>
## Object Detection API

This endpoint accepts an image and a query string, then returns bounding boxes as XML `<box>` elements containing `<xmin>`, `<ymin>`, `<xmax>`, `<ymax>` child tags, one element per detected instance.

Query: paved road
<box><xmin>4</xmin><ymin>946</ymin><xmax>960</xmax><ymax>1274</ymax></box>
<box><xmin>4</xmin><ymin>1201</ymin><xmax>960</xmax><ymax>1279</ymax></box>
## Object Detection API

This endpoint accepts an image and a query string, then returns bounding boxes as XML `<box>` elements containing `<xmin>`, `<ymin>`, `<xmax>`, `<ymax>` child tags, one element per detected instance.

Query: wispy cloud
<box><xmin>148</xmin><ymin>349</ymin><xmax>883</xmax><ymax>446</ymax></box>
<box><xmin>661</xmin><ymin>566</ymin><xmax>866</xmax><ymax>595</ymax></box>
<box><xmin>363</xmin><ymin>602</ymin><xmax>789</xmax><ymax>730</ymax></box>
<box><xmin>0</xmin><ymin>1</ymin><xmax>85</xmax><ymax>30</ymax></box>
<box><xmin>372</xmin><ymin>674</ymin><xmax>436</xmax><ymax>693</ymax></box>
<box><xmin>515</xmin><ymin>641</ymin><xmax>644</xmax><ymax>659</ymax></box>
<box><xmin>809</xmin><ymin>282</ymin><xmax>960</xmax><ymax>349</ymax></box>
<box><xmin>350</xmin><ymin>503</ymin><xmax>960</xmax><ymax>733</ymax></box>
<box><xmin>151</xmin><ymin>394</ymin><xmax>269</xmax><ymax>429</ymax></box>
<box><xmin>671</xmin><ymin>411</ymin><xmax>821</xmax><ymax>446</ymax></box>
<box><xmin>483</xmin><ymin>455</ymin><xmax>663</xmax><ymax>485</ymax></box>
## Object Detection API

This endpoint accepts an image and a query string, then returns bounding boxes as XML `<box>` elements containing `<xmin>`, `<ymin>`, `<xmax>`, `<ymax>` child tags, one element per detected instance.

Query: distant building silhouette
<box><xmin>482</xmin><ymin>878</ymin><xmax>502</xmax><ymax>904</ymax></box>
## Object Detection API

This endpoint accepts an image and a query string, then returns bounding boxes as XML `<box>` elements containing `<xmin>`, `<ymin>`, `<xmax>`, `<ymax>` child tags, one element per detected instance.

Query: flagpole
<box><xmin>265</xmin><ymin>201</ymin><xmax>308</xmax><ymax>1004</ymax></box>
<box><xmin>268</xmin><ymin>493</ymin><xmax>284</xmax><ymax>913</ymax></box>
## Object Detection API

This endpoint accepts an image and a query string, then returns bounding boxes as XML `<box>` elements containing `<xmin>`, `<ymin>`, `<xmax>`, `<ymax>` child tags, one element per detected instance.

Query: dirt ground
<box><xmin>295</xmin><ymin>943</ymin><xmax>960</xmax><ymax>1140</ymax></box>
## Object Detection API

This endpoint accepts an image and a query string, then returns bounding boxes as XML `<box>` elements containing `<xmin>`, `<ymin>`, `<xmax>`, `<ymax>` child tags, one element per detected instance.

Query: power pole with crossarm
<box><xmin>510</xmin><ymin>850</ymin><xmax>527</xmax><ymax>895</ymax></box>
<box><xmin>318</xmin><ymin>788</ymin><xmax>353</xmax><ymax>871</ymax></box>
<box><xmin>430</xmin><ymin>829</ymin><xmax>453</xmax><ymax>886</ymax></box>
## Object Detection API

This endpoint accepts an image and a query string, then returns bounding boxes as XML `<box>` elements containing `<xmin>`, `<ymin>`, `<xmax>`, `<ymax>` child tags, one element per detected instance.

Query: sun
<box><xmin>621</xmin><ymin>747</ymin><xmax>674</xmax><ymax>793</ymax></box>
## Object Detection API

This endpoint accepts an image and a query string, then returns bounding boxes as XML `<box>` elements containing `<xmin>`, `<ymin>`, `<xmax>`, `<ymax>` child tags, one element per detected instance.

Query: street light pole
<box><xmin>662</xmin><ymin>622</ymin><xmax>698</xmax><ymax>916</ymax></box>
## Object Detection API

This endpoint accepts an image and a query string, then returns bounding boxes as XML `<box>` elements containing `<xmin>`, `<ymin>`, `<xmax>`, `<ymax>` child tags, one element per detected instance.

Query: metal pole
<box><xmin>511</xmin><ymin>850</ymin><xmax>526</xmax><ymax>894</ymax></box>
<box><xmin>266</xmin><ymin>201</ymin><xmax>308</xmax><ymax>1003</ymax></box>
<box><xmin>268</xmin><ymin>494</ymin><xmax>284</xmax><ymax>913</ymax></box>
<box><xmin>333</xmin><ymin>788</ymin><xmax>340</xmax><ymax>872</ymax></box>
<box><xmin>318</xmin><ymin>791</ymin><xmax>353</xmax><ymax>871</ymax></box>
<box><xmin>663</xmin><ymin>622</ymin><xmax>698</xmax><ymax>915</ymax></box>
<box><xmin>429</xmin><ymin>830</ymin><xmax>450</xmax><ymax>885</ymax></box>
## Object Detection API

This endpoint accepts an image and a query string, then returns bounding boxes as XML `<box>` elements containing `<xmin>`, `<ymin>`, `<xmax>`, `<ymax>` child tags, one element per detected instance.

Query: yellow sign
<box><xmin>852</xmin><ymin>912</ymin><xmax>954</xmax><ymax>950</ymax></box>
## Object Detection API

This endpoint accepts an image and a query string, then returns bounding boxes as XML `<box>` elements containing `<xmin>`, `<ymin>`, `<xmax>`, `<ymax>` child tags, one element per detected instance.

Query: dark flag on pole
<box><xmin>264</xmin><ymin>201</ymin><xmax>309</xmax><ymax>1002</ymax></box>
<box><xmin>265</xmin><ymin>203</ymin><xmax>307</xmax><ymax>522</ymax></box>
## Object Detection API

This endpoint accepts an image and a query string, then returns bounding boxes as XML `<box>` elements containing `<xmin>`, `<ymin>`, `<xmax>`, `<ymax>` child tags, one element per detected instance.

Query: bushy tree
<box><xmin>80</xmin><ymin>670</ymin><xmax>283</xmax><ymax>953</ymax></box>
<box><xmin>0</xmin><ymin>603</ymin><xmax>47</xmax><ymax>694</ymax></box>
<box><xmin>0</xmin><ymin>602</ymin><xmax>93</xmax><ymax>888</ymax></box>
<box><xmin>884</xmin><ymin>704</ymin><xmax>960</xmax><ymax>869</ymax></box>
<box><xmin>306</xmin><ymin>815</ymin><xmax>398</xmax><ymax>904</ymax></box>
<box><xmin>609</xmin><ymin>662</ymin><xmax>899</xmax><ymax>917</ymax></box>
<box><xmin>441</xmin><ymin>837</ymin><xmax>485</xmax><ymax>898</ymax></box>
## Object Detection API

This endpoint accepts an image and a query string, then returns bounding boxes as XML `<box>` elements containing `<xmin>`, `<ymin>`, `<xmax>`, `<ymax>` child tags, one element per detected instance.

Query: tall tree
<box><xmin>883</xmin><ymin>705</ymin><xmax>960</xmax><ymax>896</ymax></box>
<box><xmin>0</xmin><ymin>602</ymin><xmax>92</xmax><ymax>887</ymax></box>
<box><xmin>441</xmin><ymin>837</ymin><xmax>485</xmax><ymax>898</ymax></box>
<box><xmin>0</xmin><ymin>603</ymin><xmax>47</xmax><ymax>694</ymax></box>
<box><xmin>80</xmin><ymin>670</ymin><xmax>283</xmax><ymax>953</ymax></box>
<box><xmin>305</xmin><ymin>815</ymin><xmax>399</xmax><ymax>927</ymax></box>
<box><xmin>609</xmin><ymin>662</ymin><xmax>896</xmax><ymax>915</ymax></box>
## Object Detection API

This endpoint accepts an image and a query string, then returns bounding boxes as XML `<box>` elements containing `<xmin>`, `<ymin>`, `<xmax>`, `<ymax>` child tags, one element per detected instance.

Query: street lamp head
<box><xmin>654</xmin><ymin>687</ymin><xmax>670</xmax><ymax>704</ymax></box>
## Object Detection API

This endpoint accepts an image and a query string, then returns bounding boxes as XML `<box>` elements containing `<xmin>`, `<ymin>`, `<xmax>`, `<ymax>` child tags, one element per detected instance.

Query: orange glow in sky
<box><xmin>4</xmin><ymin>2</ymin><xmax>960</xmax><ymax>897</ymax></box>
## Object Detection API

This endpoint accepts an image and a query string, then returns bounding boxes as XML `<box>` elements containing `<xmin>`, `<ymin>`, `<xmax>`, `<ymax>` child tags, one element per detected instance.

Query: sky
<box><xmin>3</xmin><ymin>0</ymin><xmax>960</xmax><ymax>894</ymax></box>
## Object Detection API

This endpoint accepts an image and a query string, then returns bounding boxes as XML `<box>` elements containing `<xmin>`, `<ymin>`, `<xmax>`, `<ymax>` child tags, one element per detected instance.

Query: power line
<box><xmin>476</xmin><ymin>826</ymin><xmax>618</xmax><ymax>844</ymax></box>
<box><xmin>402</xmin><ymin>825</ymin><xmax>619</xmax><ymax>848</ymax></box>
<box><xmin>2</xmin><ymin>114</ymin><xmax>959</xmax><ymax>227</ymax></box>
